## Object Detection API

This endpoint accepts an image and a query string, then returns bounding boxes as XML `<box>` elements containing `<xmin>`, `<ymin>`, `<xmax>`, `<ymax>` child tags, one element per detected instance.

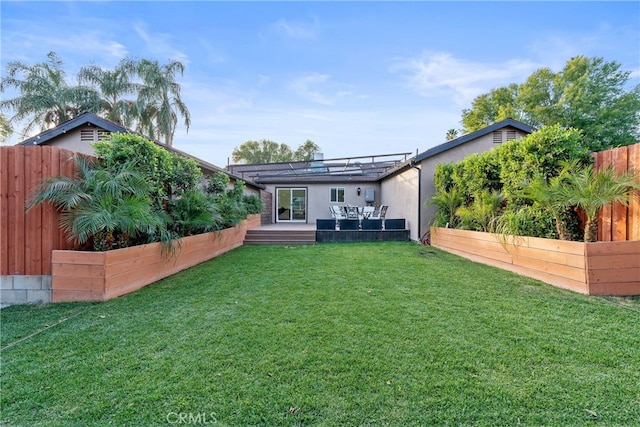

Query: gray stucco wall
<box><xmin>381</xmin><ymin>168</ymin><xmax>420</xmax><ymax>241</ymax></box>
<box><xmin>262</xmin><ymin>182</ymin><xmax>381</xmax><ymax>224</ymax></box>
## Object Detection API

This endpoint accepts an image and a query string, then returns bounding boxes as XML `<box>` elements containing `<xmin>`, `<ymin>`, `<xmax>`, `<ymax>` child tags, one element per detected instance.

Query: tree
<box><xmin>461</xmin><ymin>84</ymin><xmax>521</xmax><ymax>132</ymax></box>
<box><xmin>1</xmin><ymin>52</ymin><xmax>101</xmax><ymax>136</ymax></box>
<box><xmin>232</xmin><ymin>140</ymin><xmax>291</xmax><ymax>163</ymax></box>
<box><xmin>77</xmin><ymin>58</ymin><xmax>139</xmax><ymax>126</ymax></box>
<box><xmin>0</xmin><ymin>113</ymin><xmax>12</xmax><ymax>143</ymax></box>
<box><xmin>135</xmin><ymin>59</ymin><xmax>191</xmax><ymax>146</ymax></box>
<box><xmin>557</xmin><ymin>164</ymin><xmax>639</xmax><ymax>242</ymax></box>
<box><xmin>445</xmin><ymin>129</ymin><xmax>459</xmax><ymax>141</ymax></box>
<box><xmin>293</xmin><ymin>139</ymin><xmax>321</xmax><ymax>161</ymax></box>
<box><xmin>232</xmin><ymin>139</ymin><xmax>322</xmax><ymax>163</ymax></box>
<box><xmin>461</xmin><ymin>56</ymin><xmax>640</xmax><ymax>151</ymax></box>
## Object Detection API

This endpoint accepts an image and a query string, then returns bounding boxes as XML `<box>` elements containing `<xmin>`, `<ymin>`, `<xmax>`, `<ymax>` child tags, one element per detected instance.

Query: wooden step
<box><xmin>243</xmin><ymin>229</ymin><xmax>316</xmax><ymax>245</ymax></box>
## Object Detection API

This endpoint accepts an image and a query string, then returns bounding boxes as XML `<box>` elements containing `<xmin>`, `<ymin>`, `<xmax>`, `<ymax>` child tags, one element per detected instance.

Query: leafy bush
<box><xmin>431</xmin><ymin>125</ymin><xmax>594</xmax><ymax>239</ymax></box>
<box><xmin>94</xmin><ymin>133</ymin><xmax>202</xmax><ymax>199</ymax></box>
<box><xmin>29</xmin><ymin>134</ymin><xmax>260</xmax><ymax>250</ymax></box>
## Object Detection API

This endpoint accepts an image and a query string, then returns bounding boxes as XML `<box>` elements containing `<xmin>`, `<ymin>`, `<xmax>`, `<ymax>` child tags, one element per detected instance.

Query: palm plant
<box><xmin>455</xmin><ymin>190</ymin><xmax>505</xmax><ymax>232</ymax></box>
<box><xmin>518</xmin><ymin>169</ymin><xmax>575</xmax><ymax>240</ymax></box>
<box><xmin>27</xmin><ymin>155</ymin><xmax>172</xmax><ymax>251</ymax></box>
<box><xmin>557</xmin><ymin>165</ymin><xmax>639</xmax><ymax>242</ymax></box>
<box><xmin>168</xmin><ymin>189</ymin><xmax>222</xmax><ymax>236</ymax></box>
<box><xmin>1</xmin><ymin>52</ymin><xmax>100</xmax><ymax>136</ymax></box>
<box><xmin>77</xmin><ymin>58</ymin><xmax>140</xmax><ymax>126</ymax></box>
<box><xmin>428</xmin><ymin>186</ymin><xmax>464</xmax><ymax>228</ymax></box>
<box><xmin>135</xmin><ymin>59</ymin><xmax>191</xmax><ymax>146</ymax></box>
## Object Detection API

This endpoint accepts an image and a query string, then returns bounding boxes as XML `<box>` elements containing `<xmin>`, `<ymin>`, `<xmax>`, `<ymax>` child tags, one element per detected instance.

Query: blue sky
<box><xmin>2</xmin><ymin>1</ymin><xmax>639</xmax><ymax>166</ymax></box>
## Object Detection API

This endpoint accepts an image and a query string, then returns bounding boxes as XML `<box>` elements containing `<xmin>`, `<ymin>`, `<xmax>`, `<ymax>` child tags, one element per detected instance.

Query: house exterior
<box><xmin>383</xmin><ymin>119</ymin><xmax>535</xmax><ymax>240</ymax></box>
<box><xmin>19</xmin><ymin>112</ymin><xmax>265</xmax><ymax>196</ymax></box>
<box><xmin>19</xmin><ymin>114</ymin><xmax>534</xmax><ymax>242</ymax></box>
<box><xmin>226</xmin><ymin>153</ymin><xmax>412</xmax><ymax>226</ymax></box>
<box><xmin>229</xmin><ymin>119</ymin><xmax>534</xmax><ymax>241</ymax></box>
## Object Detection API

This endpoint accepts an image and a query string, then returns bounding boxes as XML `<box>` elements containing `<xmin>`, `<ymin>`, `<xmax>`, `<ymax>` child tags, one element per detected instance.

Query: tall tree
<box><xmin>461</xmin><ymin>56</ymin><xmax>640</xmax><ymax>151</ymax></box>
<box><xmin>461</xmin><ymin>84</ymin><xmax>521</xmax><ymax>132</ymax></box>
<box><xmin>135</xmin><ymin>59</ymin><xmax>191</xmax><ymax>146</ymax></box>
<box><xmin>77</xmin><ymin>58</ymin><xmax>139</xmax><ymax>126</ymax></box>
<box><xmin>293</xmin><ymin>139</ymin><xmax>321</xmax><ymax>160</ymax></box>
<box><xmin>445</xmin><ymin>129</ymin><xmax>459</xmax><ymax>141</ymax></box>
<box><xmin>0</xmin><ymin>52</ymin><xmax>100</xmax><ymax>136</ymax></box>
<box><xmin>232</xmin><ymin>140</ymin><xmax>293</xmax><ymax>164</ymax></box>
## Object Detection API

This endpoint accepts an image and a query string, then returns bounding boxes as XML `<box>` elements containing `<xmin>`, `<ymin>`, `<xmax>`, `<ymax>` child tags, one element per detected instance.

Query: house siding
<box><xmin>381</xmin><ymin>168</ymin><xmax>419</xmax><ymax>241</ymax></box>
<box><xmin>261</xmin><ymin>182</ymin><xmax>381</xmax><ymax>224</ymax></box>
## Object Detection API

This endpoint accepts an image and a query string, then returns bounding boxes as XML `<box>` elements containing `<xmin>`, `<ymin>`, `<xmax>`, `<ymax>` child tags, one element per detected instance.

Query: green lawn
<box><xmin>2</xmin><ymin>242</ymin><xmax>639</xmax><ymax>426</ymax></box>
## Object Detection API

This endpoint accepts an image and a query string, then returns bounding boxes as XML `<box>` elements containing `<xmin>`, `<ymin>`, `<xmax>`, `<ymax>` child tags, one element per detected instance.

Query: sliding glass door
<box><xmin>276</xmin><ymin>188</ymin><xmax>307</xmax><ymax>222</ymax></box>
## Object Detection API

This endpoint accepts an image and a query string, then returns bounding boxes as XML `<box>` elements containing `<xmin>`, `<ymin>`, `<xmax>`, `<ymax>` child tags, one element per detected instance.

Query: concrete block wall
<box><xmin>1</xmin><ymin>276</ymin><xmax>52</xmax><ymax>307</ymax></box>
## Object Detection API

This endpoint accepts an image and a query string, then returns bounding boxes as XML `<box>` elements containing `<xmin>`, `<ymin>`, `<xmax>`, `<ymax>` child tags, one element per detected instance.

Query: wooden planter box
<box><xmin>51</xmin><ymin>215</ymin><xmax>261</xmax><ymax>302</ymax></box>
<box><xmin>430</xmin><ymin>227</ymin><xmax>640</xmax><ymax>296</ymax></box>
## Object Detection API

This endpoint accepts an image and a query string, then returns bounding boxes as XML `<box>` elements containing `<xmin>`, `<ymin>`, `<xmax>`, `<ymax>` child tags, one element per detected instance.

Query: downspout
<box><xmin>410</xmin><ymin>160</ymin><xmax>422</xmax><ymax>243</ymax></box>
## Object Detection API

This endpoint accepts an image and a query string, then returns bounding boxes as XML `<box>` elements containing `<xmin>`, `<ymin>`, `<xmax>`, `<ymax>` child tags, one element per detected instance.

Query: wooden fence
<box><xmin>594</xmin><ymin>143</ymin><xmax>640</xmax><ymax>241</ymax></box>
<box><xmin>1</xmin><ymin>146</ymin><xmax>80</xmax><ymax>275</ymax></box>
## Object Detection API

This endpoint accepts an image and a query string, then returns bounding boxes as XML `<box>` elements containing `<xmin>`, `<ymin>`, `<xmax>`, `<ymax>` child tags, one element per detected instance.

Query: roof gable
<box><xmin>19</xmin><ymin>112</ymin><xmax>127</xmax><ymax>146</ymax></box>
<box><xmin>414</xmin><ymin>119</ymin><xmax>535</xmax><ymax>162</ymax></box>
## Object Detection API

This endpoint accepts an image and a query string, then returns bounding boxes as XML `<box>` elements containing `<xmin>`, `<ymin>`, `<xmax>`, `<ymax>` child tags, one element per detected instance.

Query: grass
<box><xmin>2</xmin><ymin>242</ymin><xmax>639</xmax><ymax>426</ymax></box>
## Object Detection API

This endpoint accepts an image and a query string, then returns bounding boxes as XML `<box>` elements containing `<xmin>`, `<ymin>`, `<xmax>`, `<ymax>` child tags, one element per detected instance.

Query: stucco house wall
<box><xmin>380</xmin><ymin>167</ymin><xmax>420</xmax><ymax>241</ymax></box>
<box><xmin>261</xmin><ymin>182</ymin><xmax>381</xmax><ymax>224</ymax></box>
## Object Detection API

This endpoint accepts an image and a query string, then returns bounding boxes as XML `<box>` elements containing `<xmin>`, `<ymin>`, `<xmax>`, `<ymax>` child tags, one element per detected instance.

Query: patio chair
<box><xmin>369</xmin><ymin>205</ymin><xmax>388</xmax><ymax>221</ymax></box>
<box><xmin>330</xmin><ymin>205</ymin><xmax>347</xmax><ymax>220</ymax></box>
<box><xmin>344</xmin><ymin>205</ymin><xmax>359</xmax><ymax>220</ymax></box>
<box><xmin>361</xmin><ymin>206</ymin><xmax>375</xmax><ymax>219</ymax></box>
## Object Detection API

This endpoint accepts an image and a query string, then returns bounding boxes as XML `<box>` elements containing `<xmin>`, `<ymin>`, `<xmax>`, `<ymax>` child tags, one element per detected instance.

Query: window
<box><xmin>330</xmin><ymin>187</ymin><xmax>345</xmax><ymax>203</ymax></box>
<box><xmin>506</xmin><ymin>130</ymin><xmax>517</xmax><ymax>141</ymax></box>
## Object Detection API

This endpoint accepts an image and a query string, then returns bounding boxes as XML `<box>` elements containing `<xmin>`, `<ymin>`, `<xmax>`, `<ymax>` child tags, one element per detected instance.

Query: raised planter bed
<box><xmin>51</xmin><ymin>214</ymin><xmax>261</xmax><ymax>302</ymax></box>
<box><xmin>430</xmin><ymin>227</ymin><xmax>640</xmax><ymax>296</ymax></box>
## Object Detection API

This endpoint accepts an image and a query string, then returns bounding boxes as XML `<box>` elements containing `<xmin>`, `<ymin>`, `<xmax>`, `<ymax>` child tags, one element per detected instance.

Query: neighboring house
<box><xmin>226</xmin><ymin>153</ymin><xmax>412</xmax><ymax>225</ymax></box>
<box><xmin>383</xmin><ymin>119</ymin><xmax>535</xmax><ymax>241</ymax></box>
<box><xmin>229</xmin><ymin>119</ymin><xmax>534</xmax><ymax>241</ymax></box>
<box><xmin>19</xmin><ymin>112</ymin><xmax>265</xmax><ymax>196</ymax></box>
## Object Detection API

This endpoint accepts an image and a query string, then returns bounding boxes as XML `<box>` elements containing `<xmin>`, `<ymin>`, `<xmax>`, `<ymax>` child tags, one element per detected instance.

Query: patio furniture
<box><xmin>344</xmin><ymin>205</ymin><xmax>360</xmax><ymax>220</ymax></box>
<box><xmin>317</xmin><ymin>219</ymin><xmax>336</xmax><ymax>230</ymax></box>
<box><xmin>339</xmin><ymin>219</ymin><xmax>360</xmax><ymax>230</ymax></box>
<box><xmin>330</xmin><ymin>205</ymin><xmax>347</xmax><ymax>220</ymax></box>
<box><xmin>384</xmin><ymin>218</ymin><xmax>405</xmax><ymax>230</ymax></box>
<box><xmin>361</xmin><ymin>206</ymin><xmax>375</xmax><ymax>219</ymax></box>
<box><xmin>369</xmin><ymin>205</ymin><xmax>388</xmax><ymax>221</ymax></box>
<box><xmin>362</xmin><ymin>218</ymin><xmax>382</xmax><ymax>230</ymax></box>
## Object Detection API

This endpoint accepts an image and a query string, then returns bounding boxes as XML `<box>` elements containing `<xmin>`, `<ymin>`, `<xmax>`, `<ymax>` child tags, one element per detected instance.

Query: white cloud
<box><xmin>271</xmin><ymin>18</ymin><xmax>317</xmax><ymax>39</ymax></box>
<box><xmin>133</xmin><ymin>22</ymin><xmax>190</xmax><ymax>64</ymax></box>
<box><xmin>288</xmin><ymin>73</ymin><xmax>357</xmax><ymax>105</ymax></box>
<box><xmin>390</xmin><ymin>51</ymin><xmax>538</xmax><ymax>106</ymax></box>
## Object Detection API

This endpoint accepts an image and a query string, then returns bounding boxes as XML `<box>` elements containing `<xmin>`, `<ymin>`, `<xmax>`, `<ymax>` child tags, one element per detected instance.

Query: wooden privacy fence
<box><xmin>594</xmin><ymin>143</ymin><xmax>640</xmax><ymax>241</ymax></box>
<box><xmin>1</xmin><ymin>146</ymin><xmax>80</xmax><ymax>275</ymax></box>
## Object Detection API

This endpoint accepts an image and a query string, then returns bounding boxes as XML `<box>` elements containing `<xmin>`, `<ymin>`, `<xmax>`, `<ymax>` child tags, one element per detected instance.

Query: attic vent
<box><xmin>492</xmin><ymin>131</ymin><xmax>503</xmax><ymax>144</ymax></box>
<box><xmin>80</xmin><ymin>129</ymin><xmax>95</xmax><ymax>142</ymax></box>
<box><xmin>506</xmin><ymin>130</ymin><xmax>517</xmax><ymax>141</ymax></box>
<box><xmin>98</xmin><ymin>130</ymin><xmax>111</xmax><ymax>141</ymax></box>
<box><xmin>80</xmin><ymin>129</ymin><xmax>111</xmax><ymax>142</ymax></box>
